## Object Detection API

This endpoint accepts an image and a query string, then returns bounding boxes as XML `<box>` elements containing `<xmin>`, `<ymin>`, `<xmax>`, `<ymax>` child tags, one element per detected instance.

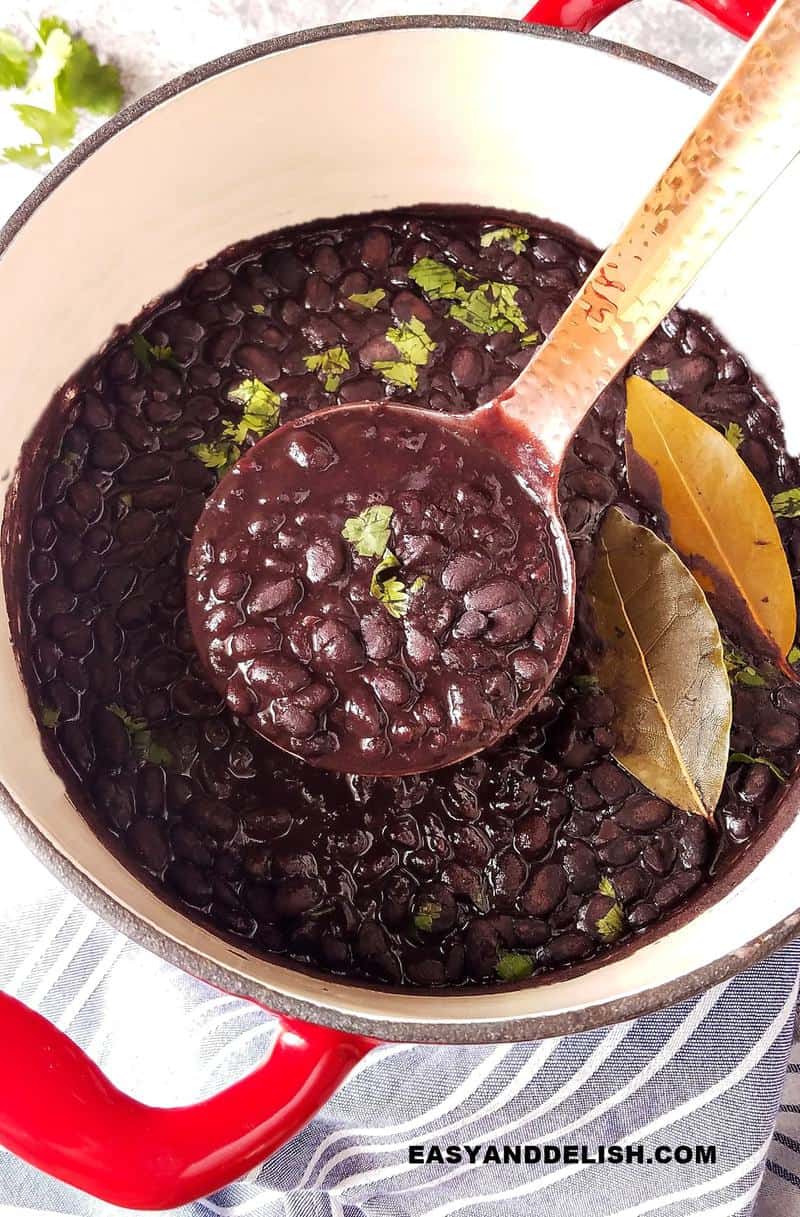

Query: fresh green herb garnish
<box><xmin>251</xmin><ymin>303</ymin><xmax>265</xmax><ymax>314</ymax></box>
<box><xmin>1</xmin><ymin>17</ymin><xmax>122</xmax><ymax>167</ymax></box>
<box><xmin>447</xmin><ymin>281</ymin><xmax>527</xmax><ymax>336</ymax></box>
<box><xmin>520</xmin><ymin>331</ymin><xmax>541</xmax><ymax>347</ymax></box>
<box><xmin>789</xmin><ymin>645</ymin><xmax>800</xmax><ymax>665</ymax></box>
<box><xmin>119</xmin><ymin>491</ymin><xmax>132</xmax><ymax>507</ymax></box>
<box><xmin>648</xmin><ymin>368</ymin><xmax>670</xmax><ymax>384</ymax></box>
<box><xmin>410</xmin><ymin>575</ymin><xmax>428</xmax><ymax>594</ymax></box>
<box><xmin>190</xmin><ymin>439</ymin><xmax>241</xmax><ymax>476</ymax></box>
<box><xmin>596</xmin><ymin>875</ymin><xmax>625</xmax><ymax>942</ymax></box>
<box><xmin>304</xmin><ymin>346</ymin><xmax>351</xmax><ymax>393</ymax></box>
<box><xmin>370</xmin><ymin>550</ymin><xmax>408</xmax><ymax>619</ymax></box>
<box><xmin>723</xmin><ymin>422</ymin><xmax>744</xmax><ymax>450</ymax></box>
<box><xmin>598</xmin><ymin>876</ymin><xmax>616</xmax><ymax>899</ymax></box>
<box><xmin>373</xmin><ymin>317</ymin><xmax>437</xmax><ymax>390</ymax></box>
<box><xmin>413</xmin><ymin>899</ymin><xmax>442</xmax><ymax>933</ymax></box>
<box><xmin>480</xmin><ymin>226</ymin><xmax>529</xmax><ymax>255</ymax></box>
<box><xmin>495</xmin><ymin>952</ymin><xmax>534</xmax><ymax>982</ymax></box>
<box><xmin>729</xmin><ymin>752</ymin><xmax>786</xmax><ymax>782</ymax></box>
<box><xmin>772</xmin><ymin>488</ymin><xmax>800</xmax><ymax>518</ymax></box>
<box><xmin>407</xmin><ymin>257</ymin><xmax>460</xmax><ymax>300</ymax></box>
<box><xmin>41</xmin><ymin>704</ymin><xmax>60</xmax><ymax>729</ymax></box>
<box><xmin>226</xmin><ymin>378</ymin><xmax>281</xmax><ymax>442</ymax></box>
<box><xmin>109</xmin><ymin>703</ymin><xmax>173</xmax><ymax>767</ymax></box>
<box><xmin>723</xmin><ymin>643</ymin><xmax>768</xmax><ymax>687</ymax></box>
<box><xmin>341</xmin><ymin>504</ymin><xmax>393</xmax><ymax>558</ymax></box>
<box><xmin>132</xmin><ymin>333</ymin><xmax>179</xmax><ymax>371</ymax></box>
<box><xmin>348</xmin><ymin>288</ymin><xmax>386</xmax><ymax>309</ymax></box>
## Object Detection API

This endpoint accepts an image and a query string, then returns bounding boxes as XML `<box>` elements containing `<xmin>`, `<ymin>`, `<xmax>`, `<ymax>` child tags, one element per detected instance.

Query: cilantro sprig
<box><xmin>407</xmin><ymin>256</ymin><xmax>535</xmax><ymax>341</ymax></box>
<box><xmin>304</xmin><ymin>346</ymin><xmax>350</xmax><ymax>393</ymax></box>
<box><xmin>191</xmin><ymin>378</ymin><xmax>281</xmax><ymax>477</ymax></box>
<box><xmin>480</xmin><ymin>226</ymin><xmax>529</xmax><ymax>255</ymax></box>
<box><xmin>341</xmin><ymin>505</ymin><xmax>393</xmax><ymax>558</ymax></box>
<box><xmin>596</xmin><ymin>876</ymin><xmax>625</xmax><ymax>942</ymax></box>
<box><xmin>373</xmin><ymin>317</ymin><xmax>437</xmax><ymax>391</ymax></box>
<box><xmin>1</xmin><ymin>17</ymin><xmax>123</xmax><ymax>168</ymax></box>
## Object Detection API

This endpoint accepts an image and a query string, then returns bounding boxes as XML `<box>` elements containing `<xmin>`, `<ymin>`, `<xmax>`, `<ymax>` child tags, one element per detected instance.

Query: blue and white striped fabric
<box><xmin>0</xmin><ymin>809</ymin><xmax>799</xmax><ymax>1217</ymax></box>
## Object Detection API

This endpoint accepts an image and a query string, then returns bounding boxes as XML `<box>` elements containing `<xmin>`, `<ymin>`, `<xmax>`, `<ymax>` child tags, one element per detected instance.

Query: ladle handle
<box><xmin>501</xmin><ymin>0</ymin><xmax>800</xmax><ymax>468</ymax></box>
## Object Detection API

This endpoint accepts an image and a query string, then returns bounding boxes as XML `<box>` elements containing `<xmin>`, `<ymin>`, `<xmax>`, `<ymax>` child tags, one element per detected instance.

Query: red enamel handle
<box><xmin>523</xmin><ymin>0</ymin><xmax>771</xmax><ymax>38</ymax></box>
<box><xmin>0</xmin><ymin>990</ymin><xmax>376</xmax><ymax>1209</ymax></box>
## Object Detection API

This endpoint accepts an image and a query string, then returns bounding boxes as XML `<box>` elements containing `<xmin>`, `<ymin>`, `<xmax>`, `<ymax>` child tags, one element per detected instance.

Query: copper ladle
<box><xmin>190</xmin><ymin>0</ymin><xmax>800</xmax><ymax>775</ymax></box>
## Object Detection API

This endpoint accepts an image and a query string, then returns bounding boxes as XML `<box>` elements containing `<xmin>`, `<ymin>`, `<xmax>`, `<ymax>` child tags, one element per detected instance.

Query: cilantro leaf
<box><xmin>0</xmin><ymin>30</ymin><xmax>29</xmax><ymax>88</ymax></box>
<box><xmin>385</xmin><ymin>317</ymin><xmax>437</xmax><ymax>366</ymax></box>
<box><xmin>145</xmin><ymin>741</ymin><xmax>174</xmax><ymax>767</ymax></box>
<box><xmin>190</xmin><ymin>439</ymin><xmax>241</xmax><ymax>476</ymax></box>
<box><xmin>12</xmin><ymin>100</ymin><xmax>76</xmax><ymax>149</ymax></box>
<box><xmin>571</xmin><ymin>674</ymin><xmax>600</xmax><ymax>693</ymax></box>
<box><xmin>447</xmin><ymin>281</ymin><xmax>527</xmax><ymax>336</ymax></box>
<box><xmin>648</xmin><ymin>367</ymin><xmax>670</xmax><ymax>384</ymax></box>
<box><xmin>25</xmin><ymin>27</ymin><xmax>72</xmax><ymax>106</ymax></box>
<box><xmin>597</xmin><ymin>875</ymin><xmax>616</xmax><ymax>899</ymax></box>
<box><xmin>1</xmin><ymin>142</ymin><xmax>49</xmax><ymax>167</ymax></box>
<box><xmin>41</xmin><ymin>704</ymin><xmax>60</xmax><ymax>729</ymax></box>
<box><xmin>372</xmin><ymin>361</ymin><xmax>419</xmax><ymax>390</ymax></box>
<box><xmin>109</xmin><ymin>703</ymin><xmax>148</xmax><ymax>734</ymax></box>
<box><xmin>723</xmin><ymin>422</ymin><xmax>744</xmax><ymax>450</ymax></box>
<box><xmin>251</xmin><ymin>303</ymin><xmax>265</xmax><ymax>314</ymax></box>
<box><xmin>303</xmin><ymin>346</ymin><xmax>350</xmax><ymax>393</ymax></box>
<box><xmin>408</xmin><ymin>257</ymin><xmax>460</xmax><ymax>300</ymax></box>
<box><xmin>413</xmin><ymin>899</ymin><xmax>442</xmax><ymax>933</ymax></box>
<box><xmin>58</xmin><ymin>37</ymin><xmax>122</xmax><ymax>115</ymax></box>
<box><xmin>772</xmin><ymin>488</ymin><xmax>800</xmax><ymax>518</ymax></box>
<box><xmin>480</xmin><ymin>226</ymin><xmax>529</xmax><ymax>255</ymax></box>
<box><xmin>789</xmin><ymin>645</ymin><xmax>800</xmax><ymax>665</ymax></box>
<box><xmin>495</xmin><ymin>952</ymin><xmax>534</xmax><ymax>982</ymax></box>
<box><xmin>370</xmin><ymin>550</ymin><xmax>409</xmax><ymax>619</ymax></box>
<box><xmin>341</xmin><ymin>504</ymin><xmax>393</xmax><ymax>558</ymax></box>
<box><xmin>410</xmin><ymin>575</ymin><xmax>428</xmax><ymax>594</ymax></box>
<box><xmin>596</xmin><ymin>901</ymin><xmax>625</xmax><ymax>942</ymax></box>
<box><xmin>132</xmin><ymin>333</ymin><xmax>180</xmax><ymax>371</ymax></box>
<box><xmin>36</xmin><ymin>18</ymin><xmax>71</xmax><ymax>43</ymax></box>
<box><xmin>348</xmin><ymin>288</ymin><xmax>386</xmax><ymax>309</ymax></box>
<box><xmin>226</xmin><ymin>378</ymin><xmax>281</xmax><ymax>441</ymax></box>
<box><xmin>729</xmin><ymin>752</ymin><xmax>786</xmax><ymax>782</ymax></box>
<box><xmin>520</xmin><ymin>330</ymin><xmax>541</xmax><ymax>347</ymax></box>
<box><xmin>723</xmin><ymin>643</ymin><xmax>768</xmax><ymax>687</ymax></box>
<box><xmin>109</xmin><ymin>703</ymin><xmax>172</xmax><ymax>765</ymax></box>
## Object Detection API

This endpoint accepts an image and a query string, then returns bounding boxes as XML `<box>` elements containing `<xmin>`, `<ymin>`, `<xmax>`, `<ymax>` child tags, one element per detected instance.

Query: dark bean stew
<box><xmin>187</xmin><ymin>406</ymin><xmax>564</xmax><ymax>774</ymax></box>
<box><xmin>7</xmin><ymin>208</ymin><xmax>800</xmax><ymax>990</ymax></box>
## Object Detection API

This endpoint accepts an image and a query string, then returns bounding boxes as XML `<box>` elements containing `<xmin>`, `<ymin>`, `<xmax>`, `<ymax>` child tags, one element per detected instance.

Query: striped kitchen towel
<box><xmin>0</xmin><ymin>812</ymin><xmax>798</xmax><ymax>1217</ymax></box>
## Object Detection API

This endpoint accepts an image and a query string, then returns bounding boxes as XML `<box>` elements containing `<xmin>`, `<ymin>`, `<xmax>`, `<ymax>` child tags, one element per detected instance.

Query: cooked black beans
<box><xmin>10</xmin><ymin>208</ymin><xmax>800</xmax><ymax>990</ymax></box>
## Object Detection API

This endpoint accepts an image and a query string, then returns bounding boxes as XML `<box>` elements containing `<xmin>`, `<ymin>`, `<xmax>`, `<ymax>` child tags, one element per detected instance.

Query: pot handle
<box><xmin>0</xmin><ymin>990</ymin><xmax>376</xmax><ymax>1209</ymax></box>
<box><xmin>522</xmin><ymin>0</ymin><xmax>770</xmax><ymax>39</ymax></box>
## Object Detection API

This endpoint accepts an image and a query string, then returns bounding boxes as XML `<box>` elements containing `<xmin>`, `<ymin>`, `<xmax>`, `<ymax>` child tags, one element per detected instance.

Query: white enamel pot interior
<box><xmin>1</xmin><ymin>17</ymin><xmax>800</xmax><ymax>1043</ymax></box>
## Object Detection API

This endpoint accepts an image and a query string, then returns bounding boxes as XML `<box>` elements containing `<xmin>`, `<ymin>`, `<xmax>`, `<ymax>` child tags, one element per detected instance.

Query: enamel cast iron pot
<box><xmin>0</xmin><ymin>3</ymin><xmax>798</xmax><ymax>1207</ymax></box>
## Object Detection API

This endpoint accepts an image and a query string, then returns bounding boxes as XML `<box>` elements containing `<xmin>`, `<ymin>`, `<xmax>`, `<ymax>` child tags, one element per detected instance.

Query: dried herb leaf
<box><xmin>729</xmin><ymin>752</ymin><xmax>786</xmax><ymax>781</ymax></box>
<box><xmin>586</xmin><ymin>507</ymin><xmax>731</xmax><ymax>819</ymax></box>
<box><xmin>496</xmin><ymin>952</ymin><xmax>534</xmax><ymax>981</ymax></box>
<box><xmin>626</xmin><ymin>377</ymin><xmax>796</xmax><ymax>669</ymax></box>
<box><xmin>341</xmin><ymin>505</ymin><xmax>393</xmax><ymax>558</ymax></box>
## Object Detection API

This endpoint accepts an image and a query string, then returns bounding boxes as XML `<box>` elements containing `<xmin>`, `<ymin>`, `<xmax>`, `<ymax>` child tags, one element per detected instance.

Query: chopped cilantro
<box><xmin>190</xmin><ymin>439</ymin><xmax>240</xmax><ymax>476</ymax></box>
<box><xmin>341</xmin><ymin>505</ymin><xmax>393</xmax><ymax>558</ymax></box>
<box><xmin>413</xmin><ymin>899</ymin><xmax>442</xmax><ymax>933</ymax></box>
<box><xmin>119</xmin><ymin>492</ymin><xmax>132</xmax><ymax>507</ymax></box>
<box><xmin>370</xmin><ymin>550</ymin><xmax>409</xmax><ymax>619</ymax></box>
<box><xmin>772</xmin><ymin>488</ymin><xmax>800</xmax><ymax>518</ymax></box>
<box><xmin>226</xmin><ymin>378</ymin><xmax>281</xmax><ymax>442</ymax></box>
<box><xmin>408</xmin><ymin>257</ymin><xmax>460</xmax><ymax>300</ymax></box>
<box><xmin>41</xmin><ymin>704</ymin><xmax>60</xmax><ymax>729</ymax></box>
<box><xmin>789</xmin><ymin>645</ymin><xmax>800</xmax><ymax>665</ymax></box>
<box><xmin>410</xmin><ymin>575</ymin><xmax>428</xmax><ymax>594</ymax></box>
<box><xmin>251</xmin><ymin>303</ymin><xmax>265</xmax><ymax>314</ymax></box>
<box><xmin>372</xmin><ymin>361</ymin><xmax>420</xmax><ymax>390</ymax></box>
<box><xmin>596</xmin><ymin>901</ymin><xmax>625</xmax><ymax>942</ymax></box>
<box><xmin>132</xmin><ymin>333</ymin><xmax>180</xmax><ymax>371</ymax></box>
<box><xmin>480</xmin><ymin>226</ymin><xmax>529</xmax><ymax>255</ymax></box>
<box><xmin>729</xmin><ymin>752</ymin><xmax>786</xmax><ymax>782</ymax></box>
<box><xmin>495</xmin><ymin>952</ymin><xmax>534</xmax><ymax>982</ymax></box>
<box><xmin>520</xmin><ymin>331</ymin><xmax>541</xmax><ymax>347</ymax></box>
<box><xmin>648</xmin><ymin>368</ymin><xmax>670</xmax><ymax>384</ymax></box>
<box><xmin>348</xmin><ymin>288</ymin><xmax>386</xmax><ymax>309</ymax></box>
<box><xmin>0</xmin><ymin>18</ymin><xmax>122</xmax><ymax>166</ymax></box>
<box><xmin>723</xmin><ymin>422</ymin><xmax>744</xmax><ymax>450</ymax></box>
<box><xmin>447</xmin><ymin>281</ymin><xmax>527</xmax><ymax>336</ymax></box>
<box><xmin>723</xmin><ymin>644</ymin><xmax>768</xmax><ymax>687</ymax></box>
<box><xmin>597</xmin><ymin>875</ymin><xmax>616</xmax><ymax>899</ymax></box>
<box><xmin>303</xmin><ymin>346</ymin><xmax>350</xmax><ymax>393</ymax></box>
<box><xmin>109</xmin><ymin>703</ymin><xmax>172</xmax><ymax>766</ymax></box>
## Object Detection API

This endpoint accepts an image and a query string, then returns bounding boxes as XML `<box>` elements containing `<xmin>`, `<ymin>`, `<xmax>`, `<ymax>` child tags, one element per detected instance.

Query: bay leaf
<box><xmin>587</xmin><ymin>507</ymin><xmax>731</xmax><ymax>819</ymax></box>
<box><xmin>625</xmin><ymin>377</ymin><xmax>796</xmax><ymax>672</ymax></box>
